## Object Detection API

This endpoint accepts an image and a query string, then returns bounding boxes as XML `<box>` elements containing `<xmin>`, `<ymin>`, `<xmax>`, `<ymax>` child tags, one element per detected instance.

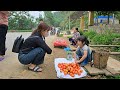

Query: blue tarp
<box><xmin>64</xmin><ymin>47</ymin><xmax>71</xmax><ymax>51</ymax></box>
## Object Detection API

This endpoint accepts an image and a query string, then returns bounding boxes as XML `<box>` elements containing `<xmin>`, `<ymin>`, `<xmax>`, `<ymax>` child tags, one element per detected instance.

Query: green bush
<box><xmin>58</xmin><ymin>34</ymin><xmax>63</xmax><ymax>37</ymax></box>
<box><xmin>106</xmin><ymin>75</ymin><xmax>120</xmax><ymax>79</ymax></box>
<box><xmin>8</xmin><ymin>30</ymin><xmax>32</xmax><ymax>32</ymax></box>
<box><xmin>79</xmin><ymin>30</ymin><xmax>84</xmax><ymax>35</ymax></box>
<box><xmin>111</xmin><ymin>33</ymin><xmax>120</xmax><ymax>38</ymax></box>
<box><xmin>17</xmin><ymin>30</ymin><xmax>32</xmax><ymax>32</ymax></box>
<box><xmin>113</xmin><ymin>47</ymin><xmax>120</xmax><ymax>52</ymax></box>
<box><xmin>82</xmin><ymin>29</ymin><xmax>120</xmax><ymax>51</ymax></box>
<box><xmin>92</xmin><ymin>34</ymin><xmax>113</xmax><ymax>45</ymax></box>
<box><xmin>67</xmin><ymin>36</ymin><xmax>72</xmax><ymax>38</ymax></box>
<box><xmin>83</xmin><ymin>30</ymin><xmax>120</xmax><ymax>45</ymax></box>
<box><xmin>83</xmin><ymin>30</ymin><xmax>97</xmax><ymax>39</ymax></box>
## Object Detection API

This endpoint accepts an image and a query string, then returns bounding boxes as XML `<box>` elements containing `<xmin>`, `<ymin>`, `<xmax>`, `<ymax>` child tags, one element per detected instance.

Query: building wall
<box><xmin>94</xmin><ymin>18</ymin><xmax>119</xmax><ymax>25</ymax></box>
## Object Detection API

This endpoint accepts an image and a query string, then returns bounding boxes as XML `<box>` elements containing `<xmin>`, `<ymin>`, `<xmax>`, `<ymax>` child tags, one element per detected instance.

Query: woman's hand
<box><xmin>73</xmin><ymin>52</ymin><xmax>76</xmax><ymax>58</ymax></box>
<box><xmin>74</xmin><ymin>59</ymin><xmax>80</xmax><ymax>64</ymax></box>
<box><xmin>74</xmin><ymin>57</ymin><xmax>78</xmax><ymax>63</ymax></box>
<box><xmin>74</xmin><ymin>57</ymin><xmax>79</xmax><ymax>63</ymax></box>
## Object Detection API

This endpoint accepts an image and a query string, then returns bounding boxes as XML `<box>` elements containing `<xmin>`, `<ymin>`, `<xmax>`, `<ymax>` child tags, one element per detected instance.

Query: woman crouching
<box><xmin>18</xmin><ymin>22</ymin><xmax>52</xmax><ymax>72</ymax></box>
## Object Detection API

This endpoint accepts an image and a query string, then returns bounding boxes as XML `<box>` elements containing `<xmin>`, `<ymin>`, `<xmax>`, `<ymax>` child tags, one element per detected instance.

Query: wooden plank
<box><xmin>102</xmin><ymin>69</ymin><xmax>113</xmax><ymax>76</ymax></box>
<box><xmin>89</xmin><ymin>47</ymin><xmax>95</xmax><ymax>51</ymax></box>
<box><xmin>84</xmin><ymin>64</ymin><xmax>105</xmax><ymax>75</ymax></box>
<box><xmin>90</xmin><ymin>48</ymin><xmax>120</xmax><ymax>55</ymax></box>
<box><xmin>106</xmin><ymin>66</ymin><xmax>120</xmax><ymax>75</ymax></box>
<box><xmin>110</xmin><ymin>52</ymin><xmax>120</xmax><ymax>55</ymax></box>
<box><xmin>90</xmin><ymin>45</ymin><xmax>120</xmax><ymax>47</ymax></box>
<box><xmin>70</xmin><ymin>45</ymin><xmax>120</xmax><ymax>50</ymax></box>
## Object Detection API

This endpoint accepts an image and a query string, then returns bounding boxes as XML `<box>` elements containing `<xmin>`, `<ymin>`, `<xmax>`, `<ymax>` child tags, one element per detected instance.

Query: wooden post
<box><xmin>80</xmin><ymin>15</ymin><xmax>84</xmax><ymax>31</ymax></box>
<box><xmin>88</xmin><ymin>11</ymin><xmax>94</xmax><ymax>26</ymax></box>
<box><xmin>113</xmin><ymin>13</ymin><xmax>115</xmax><ymax>25</ymax></box>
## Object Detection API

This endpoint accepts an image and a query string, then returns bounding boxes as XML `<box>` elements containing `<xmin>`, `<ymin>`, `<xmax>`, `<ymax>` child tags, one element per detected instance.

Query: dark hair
<box><xmin>40</xmin><ymin>19</ymin><xmax>43</xmax><ymax>21</ymax></box>
<box><xmin>75</xmin><ymin>27</ymin><xmax>80</xmax><ymax>34</ymax></box>
<box><xmin>39</xmin><ymin>19</ymin><xmax>44</xmax><ymax>24</ymax></box>
<box><xmin>31</xmin><ymin>22</ymin><xmax>51</xmax><ymax>36</ymax></box>
<box><xmin>76</xmin><ymin>28</ymin><xmax>78</xmax><ymax>31</ymax></box>
<box><xmin>76</xmin><ymin>35</ymin><xmax>89</xmax><ymax>46</ymax></box>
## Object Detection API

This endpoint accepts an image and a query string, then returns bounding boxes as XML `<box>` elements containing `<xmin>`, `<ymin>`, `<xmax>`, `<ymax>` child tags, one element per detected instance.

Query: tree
<box><xmin>8</xmin><ymin>11</ymin><xmax>37</xmax><ymax>30</ymax></box>
<box><xmin>44</xmin><ymin>11</ymin><xmax>54</xmax><ymax>26</ymax></box>
<box><xmin>115</xmin><ymin>11</ymin><xmax>120</xmax><ymax>24</ymax></box>
<box><xmin>59</xmin><ymin>11</ymin><xmax>74</xmax><ymax>30</ymax></box>
<box><xmin>59</xmin><ymin>11</ymin><xmax>85</xmax><ymax>31</ymax></box>
<box><xmin>52</xmin><ymin>11</ymin><xmax>65</xmax><ymax>27</ymax></box>
<box><xmin>35</xmin><ymin>13</ymin><xmax>43</xmax><ymax>25</ymax></box>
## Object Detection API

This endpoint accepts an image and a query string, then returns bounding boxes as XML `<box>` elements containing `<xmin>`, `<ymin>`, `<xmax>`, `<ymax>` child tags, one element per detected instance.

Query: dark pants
<box><xmin>69</xmin><ymin>38</ymin><xmax>76</xmax><ymax>45</ymax></box>
<box><xmin>18</xmin><ymin>47</ymin><xmax>46</xmax><ymax>65</ymax></box>
<box><xmin>0</xmin><ymin>24</ymin><xmax>8</xmax><ymax>55</ymax></box>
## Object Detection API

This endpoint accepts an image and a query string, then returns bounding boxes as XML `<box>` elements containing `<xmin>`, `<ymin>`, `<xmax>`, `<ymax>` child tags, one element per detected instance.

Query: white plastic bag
<box><xmin>54</xmin><ymin>58</ymin><xmax>87</xmax><ymax>79</ymax></box>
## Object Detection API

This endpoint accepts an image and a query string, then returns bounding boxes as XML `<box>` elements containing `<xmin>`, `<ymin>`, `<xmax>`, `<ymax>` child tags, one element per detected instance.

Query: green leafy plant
<box><xmin>92</xmin><ymin>34</ymin><xmax>113</xmax><ymax>45</ymax></box>
<box><xmin>58</xmin><ymin>34</ymin><xmax>64</xmax><ymax>37</ymax></box>
<box><xmin>106</xmin><ymin>75</ymin><xmax>120</xmax><ymax>79</ymax></box>
<box><xmin>83</xmin><ymin>30</ymin><xmax>97</xmax><ymax>39</ymax></box>
<box><xmin>67</xmin><ymin>36</ymin><xmax>72</xmax><ymax>38</ymax></box>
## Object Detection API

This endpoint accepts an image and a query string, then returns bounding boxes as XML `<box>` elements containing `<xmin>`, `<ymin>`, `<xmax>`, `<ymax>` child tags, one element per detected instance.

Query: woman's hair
<box><xmin>31</xmin><ymin>22</ymin><xmax>51</xmax><ymax>36</ymax></box>
<box><xmin>40</xmin><ymin>19</ymin><xmax>43</xmax><ymax>21</ymax></box>
<box><xmin>76</xmin><ymin>35</ymin><xmax>89</xmax><ymax>46</ymax></box>
<box><xmin>75</xmin><ymin>27</ymin><xmax>80</xmax><ymax>34</ymax></box>
<box><xmin>75</xmin><ymin>28</ymin><xmax>78</xmax><ymax>31</ymax></box>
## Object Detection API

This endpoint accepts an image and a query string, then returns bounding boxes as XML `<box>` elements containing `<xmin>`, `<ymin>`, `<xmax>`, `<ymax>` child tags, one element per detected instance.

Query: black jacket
<box><xmin>20</xmin><ymin>32</ymin><xmax>52</xmax><ymax>54</ymax></box>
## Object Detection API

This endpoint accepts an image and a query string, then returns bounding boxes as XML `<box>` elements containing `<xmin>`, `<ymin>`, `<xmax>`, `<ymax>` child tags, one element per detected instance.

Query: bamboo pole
<box><xmin>88</xmin><ymin>11</ymin><xmax>94</xmax><ymax>26</ymax></box>
<box><xmin>80</xmin><ymin>15</ymin><xmax>84</xmax><ymax>31</ymax></box>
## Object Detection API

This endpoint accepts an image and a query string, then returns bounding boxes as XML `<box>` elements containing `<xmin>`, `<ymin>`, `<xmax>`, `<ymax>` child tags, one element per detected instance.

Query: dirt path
<box><xmin>0</xmin><ymin>32</ymin><xmax>67</xmax><ymax>79</ymax></box>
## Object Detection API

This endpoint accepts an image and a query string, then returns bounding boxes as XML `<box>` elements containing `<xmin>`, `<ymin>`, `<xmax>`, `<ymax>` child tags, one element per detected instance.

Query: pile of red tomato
<box><xmin>58</xmin><ymin>63</ymin><xmax>83</xmax><ymax>77</ymax></box>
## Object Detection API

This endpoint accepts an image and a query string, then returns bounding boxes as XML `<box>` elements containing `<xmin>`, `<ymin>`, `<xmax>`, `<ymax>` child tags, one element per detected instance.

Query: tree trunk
<box><xmin>119</xmin><ymin>20</ymin><xmax>120</xmax><ymax>24</ymax></box>
<box><xmin>108</xmin><ymin>14</ymin><xmax>110</xmax><ymax>24</ymax></box>
<box><xmin>80</xmin><ymin>15</ymin><xmax>84</xmax><ymax>31</ymax></box>
<box><xmin>88</xmin><ymin>11</ymin><xmax>94</xmax><ymax>26</ymax></box>
<box><xmin>112</xmin><ymin>14</ymin><xmax>115</xmax><ymax>25</ymax></box>
<box><xmin>97</xmin><ymin>16</ymin><xmax>98</xmax><ymax>25</ymax></box>
<box><xmin>96</xmin><ymin>12</ymin><xmax>99</xmax><ymax>26</ymax></box>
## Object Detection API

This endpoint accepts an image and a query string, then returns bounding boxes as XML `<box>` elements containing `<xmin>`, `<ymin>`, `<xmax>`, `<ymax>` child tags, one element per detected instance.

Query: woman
<box><xmin>74</xmin><ymin>35</ymin><xmax>90</xmax><ymax>66</ymax></box>
<box><xmin>69</xmin><ymin>27</ymin><xmax>80</xmax><ymax>46</ymax></box>
<box><xmin>0</xmin><ymin>11</ymin><xmax>9</xmax><ymax>61</ymax></box>
<box><xmin>18</xmin><ymin>22</ymin><xmax>52</xmax><ymax>72</ymax></box>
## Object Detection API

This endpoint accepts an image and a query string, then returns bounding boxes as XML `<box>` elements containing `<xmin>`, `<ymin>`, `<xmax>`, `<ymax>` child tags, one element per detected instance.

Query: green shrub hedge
<box><xmin>83</xmin><ymin>30</ymin><xmax>120</xmax><ymax>51</ymax></box>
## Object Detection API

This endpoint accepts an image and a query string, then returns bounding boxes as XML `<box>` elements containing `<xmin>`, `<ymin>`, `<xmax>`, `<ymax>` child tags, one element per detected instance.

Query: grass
<box><xmin>67</xmin><ymin>35</ymin><xmax>72</xmax><ymax>38</ymax></box>
<box><xmin>8</xmin><ymin>30</ymin><xmax>32</xmax><ymax>32</ymax></box>
<box><xmin>106</xmin><ymin>75</ymin><xmax>120</xmax><ymax>79</ymax></box>
<box><xmin>58</xmin><ymin>34</ymin><xmax>64</xmax><ymax>37</ymax></box>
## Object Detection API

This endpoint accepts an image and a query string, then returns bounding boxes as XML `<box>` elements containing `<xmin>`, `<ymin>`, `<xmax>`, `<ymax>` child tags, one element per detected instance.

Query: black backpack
<box><xmin>12</xmin><ymin>35</ymin><xmax>24</xmax><ymax>53</ymax></box>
